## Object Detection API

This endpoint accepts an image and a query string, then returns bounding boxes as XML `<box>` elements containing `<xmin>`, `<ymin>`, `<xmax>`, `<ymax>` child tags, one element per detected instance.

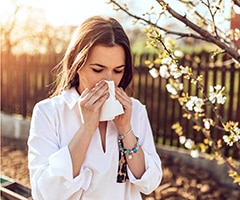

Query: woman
<box><xmin>28</xmin><ymin>16</ymin><xmax>162</xmax><ymax>200</ymax></box>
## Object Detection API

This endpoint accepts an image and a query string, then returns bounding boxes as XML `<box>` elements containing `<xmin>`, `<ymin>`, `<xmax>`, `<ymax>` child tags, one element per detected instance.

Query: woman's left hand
<box><xmin>114</xmin><ymin>87</ymin><xmax>132</xmax><ymax>134</ymax></box>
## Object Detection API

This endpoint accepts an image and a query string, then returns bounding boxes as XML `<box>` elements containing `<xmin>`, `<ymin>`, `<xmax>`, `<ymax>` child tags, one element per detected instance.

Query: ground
<box><xmin>1</xmin><ymin>136</ymin><xmax>239</xmax><ymax>200</ymax></box>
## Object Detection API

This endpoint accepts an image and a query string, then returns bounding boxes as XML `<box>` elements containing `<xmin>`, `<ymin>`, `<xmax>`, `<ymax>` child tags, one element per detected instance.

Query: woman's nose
<box><xmin>104</xmin><ymin>71</ymin><xmax>113</xmax><ymax>81</ymax></box>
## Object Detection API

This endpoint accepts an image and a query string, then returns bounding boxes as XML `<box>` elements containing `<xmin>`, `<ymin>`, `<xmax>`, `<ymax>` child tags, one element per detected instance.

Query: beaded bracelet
<box><xmin>118</xmin><ymin>129</ymin><xmax>132</xmax><ymax>140</ymax></box>
<box><xmin>118</xmin><ymin>136</ymin><xmax>140</xmax><ymax>159</ymax></box>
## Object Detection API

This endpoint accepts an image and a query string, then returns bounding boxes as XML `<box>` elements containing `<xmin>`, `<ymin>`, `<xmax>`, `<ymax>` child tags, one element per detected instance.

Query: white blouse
<box><xmin>28</xmin><ymin>88</ymin><xmax>162</xmax><ymax>200</ymax></box>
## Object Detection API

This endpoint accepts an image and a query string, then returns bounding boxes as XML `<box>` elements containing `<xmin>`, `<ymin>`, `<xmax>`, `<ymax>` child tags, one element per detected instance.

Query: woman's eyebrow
<box><xmin>90</xmin><ymin>63</ymin><xmax>125</xmax><ymax>68</ymax></box>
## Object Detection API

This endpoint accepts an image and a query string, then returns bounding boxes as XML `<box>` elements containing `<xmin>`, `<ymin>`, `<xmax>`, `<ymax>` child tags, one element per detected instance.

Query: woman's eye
<box><xmin>92</xmin><ymin>68</ymin><xmax>124</xmax><ymax>74</ymax></box>
<box><xmin>114</xmin><ymin>70</ymin><xmax>124</xmax><ymax>74</ymax></box>
<box><xmin>92</xmin><ymin>68</ymin><xmax>103</xmax><ymax>73</ymax></box>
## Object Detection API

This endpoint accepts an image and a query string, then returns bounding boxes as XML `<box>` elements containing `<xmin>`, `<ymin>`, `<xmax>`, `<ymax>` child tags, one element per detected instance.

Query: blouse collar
<box><xmin>62</xmin><ymin>87</ymin><xmax>80</xmax><ymax>110</ymax></box>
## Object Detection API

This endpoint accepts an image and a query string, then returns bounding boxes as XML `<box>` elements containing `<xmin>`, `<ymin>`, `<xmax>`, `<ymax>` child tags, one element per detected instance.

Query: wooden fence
<box><xmin>1</xmin><ymin>52</ymin><xmax>240</xmax><ymax>159</ymax></box>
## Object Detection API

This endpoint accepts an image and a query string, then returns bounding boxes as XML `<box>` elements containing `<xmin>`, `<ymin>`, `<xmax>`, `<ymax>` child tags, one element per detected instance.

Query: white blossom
<box><xmin>209</xmin><ymin>85</ymin><xmax>226</xmax><ymax>104</ymax></box>
<box><xmin>185</xmin><ymin>98</ymin><xmax>194</xmax><ymax>111</ymax></box>
<box><xmin>169</xmin><ymin>64</ymin><xmax>177</xmax><ymax>72</ymax></box>
<box><xmin>149</xmin><ymin>68</ymin><xmax>159</xmax><ymax>78</ymax></box>
<box><xmin>233</xmin><ymin>127</ymin><xmax>240</xmax><ymax>142</ymax></box>
<box><xmin>234</xmin><ymin>126</ymin><xmax>240</xmax><ymax>135</ymax></box>
<box><xmin>159</xmin><ymin>65</ymin><xmax>170</xmax><ymax>78</ymax></box>
<box><xmin>179</xmin><ymin>83</ymin><xmax>183</xmax><ymax>90</ymax></box>
<box><xmin>161</xmin><ymin>57</ymin><xmax>172</xmax><ymax>65</ymax></box>
<box><xmin>209</xmin><ymin>93</ymin><xmax>216</xmax><ymax>103</ymax></box>
<box><xmin>234</xmin><ymin>134</ymin><xmax>240</xmax><ymax>143</ymax></box>
<box><xmin>190</xmin><ymin>150</ymin><xmax>199</xmax><ymax>158</ymax></box>
<box><xmin>223</xmin><ymin>135</ymin><xmax>233</xmax><ymax>146</ymax></box>
<box><xmin>204</xmin><ymin>120</ymin><xmax>210</xmax><ymax>130</ymax></box>
<box><xmin>179</xmin><ymin>65</ymin><xmax>190</xmax><ymax>74</ymax></box>
<box><xmin>185</xmin><ymin>96</ymin><xmax>204</xmax><ymax>113</ymax></box>
<box><xmin>209</xmin><ymin>85</ymin><xmax>214</xmax><ymax>92</ymax></box>
<box><xmin>223</xmin><ymin>126</ymin><xmax>240</xmax><ymax>146</ymax></box>
<box><xmin>223</xmin><ymin>135</ymin><xmax>228</xmax><ymax>142</ymax></box>
<box><xmin>215</xmin><ymin>93</ymin><xmax>226</xmax><ymax>104</ymax></box>
<box><xmin>215</xmin><ymin>85</ymin><xmax>222</xmax><ymax>90</ymax></box>
<box><xmin>174</xmin><ymin>50</ymin><xmax>184</xmax><ymax>58</ymax></box>
<box><xmin>203</xmin><ymin>118</ymin><xmax>213</xmax><ymax>130</ymax></box>
<box><xmin>233</xmin><ymin>4</ymin><xmax>240</xmax><ymax>14</ymax></box>
<box><xmin>166</xmin><ymin>84</ymin><xmax>178</xmax><ymax>95</ymax></box>
<box><xmin>169</xmin><ymin>63</ymin><xmax>182</xmax><ymax>79</ymax></box>
<box><xmin>185</xmin><ymin>139</ymin><xmax>194</xmax><ymax>149</ymax></box>
<box><xmin>179</xmin><ymin>136</ymin><xmax>186</xmax><ymax>144</ymax></box>
<box><xmin>194</xmin><ymin>98</ymin><xmax>204</xmax><ymax>112</ymax></box>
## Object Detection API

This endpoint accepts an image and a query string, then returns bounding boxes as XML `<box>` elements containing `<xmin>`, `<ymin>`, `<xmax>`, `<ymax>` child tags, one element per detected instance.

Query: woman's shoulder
<box><xmin>35</xmin><ymin>95</ymin><xmax>62</xmax><ymax>108</ymax></box>
<box><xmin>32</xmin><ymin>98</ymin><xmax>57</xmax><ymax>117</ymax></box>
<box><xmin>33</xmin><ymin>91</ymin><xmax>68</xmax><ymax>114</ymax></box>
<box><xmin>33</xmin><ymin>88</ymin><xmax>79</xmax><ymax>113</ymax></box>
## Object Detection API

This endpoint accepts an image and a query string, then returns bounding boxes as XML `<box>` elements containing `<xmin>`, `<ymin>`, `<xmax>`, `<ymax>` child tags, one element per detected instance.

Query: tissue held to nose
<box><xmin>99</xmin><ymin>80</ymin><xmax>124</xmax><ymax>121</ymax></box>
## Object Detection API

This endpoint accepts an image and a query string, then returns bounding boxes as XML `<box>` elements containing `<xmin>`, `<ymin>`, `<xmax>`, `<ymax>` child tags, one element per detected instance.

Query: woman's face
<box><xmin>77</xmin><ymin>44</ymin><xmax>125</xmax><ymax>93</ymax></box>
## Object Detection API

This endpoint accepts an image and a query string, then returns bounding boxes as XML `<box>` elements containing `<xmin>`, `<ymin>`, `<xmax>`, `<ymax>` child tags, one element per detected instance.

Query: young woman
<box><xmin>28</xmin><ymin>16</ymin><xmax>162</xmax><ymax>200</ymax></box>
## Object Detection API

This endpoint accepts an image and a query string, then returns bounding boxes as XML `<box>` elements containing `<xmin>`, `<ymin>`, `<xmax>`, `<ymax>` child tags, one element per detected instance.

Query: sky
<box><xmin>1</xmin><ymin>0</ymin><xmax>233</xmax><ymax>30</ymax></box>
<box><xmin>38</xmin><ymin>0</ymin><xmax>117</xmax><ymax>26</ymax></box>
<box><xmin>33</xmin><ymin>0</ymin><xmax>232</xmax><ymax>27</ymax></box>
<box><xmin>0</xmin><ymin>0</ymin><xmax>117</xmax><ymax>26</ymax></box>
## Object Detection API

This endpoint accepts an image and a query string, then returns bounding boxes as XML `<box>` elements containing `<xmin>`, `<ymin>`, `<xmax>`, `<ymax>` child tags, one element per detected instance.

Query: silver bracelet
<box><xmin>118</xmin><ymin>129</ymin><xmax>132</xmax><ymax>140</ymax></box>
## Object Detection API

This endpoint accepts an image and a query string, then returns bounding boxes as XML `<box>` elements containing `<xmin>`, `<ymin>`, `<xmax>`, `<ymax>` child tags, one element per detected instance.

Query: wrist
<box><xmin>118</xmin><ymin>135</ymin><xmax>140</xmax><ymax>160</ymax></box>
<box><xmin>118</xmin><ymin>129</ymin><xmax>132</xmax><ymax>140</ymax></box>
<box><xmin>118</xmin><ymin>125</ymin><xmax>131</xmax><ymax>136</ymax></box>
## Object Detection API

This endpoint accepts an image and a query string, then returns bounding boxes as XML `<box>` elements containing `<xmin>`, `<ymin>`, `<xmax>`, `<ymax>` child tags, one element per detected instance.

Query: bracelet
<box><xmin>118</xmin><ymin>129</ymin><xmax>132</xmax><ymax>140</ymax></box>
<box><xmin>118</xmin><ymin>136</ymin><xmax>140</xmax><ymax>159</ymax></box>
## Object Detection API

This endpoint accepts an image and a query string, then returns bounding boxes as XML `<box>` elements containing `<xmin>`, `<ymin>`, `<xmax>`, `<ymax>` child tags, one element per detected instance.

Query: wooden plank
<box><xmin>1</xmin><ymin>182</ymin><xmax>32</xmax><ymax>200</ymax></box>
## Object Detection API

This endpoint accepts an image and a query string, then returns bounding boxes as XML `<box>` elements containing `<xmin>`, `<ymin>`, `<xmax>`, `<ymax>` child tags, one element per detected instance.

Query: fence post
<box><xmin>20</xmin><ymin>55</ymin><xmax>27</xmax><ymax>118</ymax></box>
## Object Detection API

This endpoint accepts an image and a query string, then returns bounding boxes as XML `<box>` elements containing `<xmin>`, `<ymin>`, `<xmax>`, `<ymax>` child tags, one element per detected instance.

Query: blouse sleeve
<box><xmin>127</xmin><ymin>99</ymin><xmax>162</xmax><ymax>194</ymax></box>
<box><xmin>28</xmin><ymin>101</ymin><xmax>92</xmax><ymax>200</ymax></box>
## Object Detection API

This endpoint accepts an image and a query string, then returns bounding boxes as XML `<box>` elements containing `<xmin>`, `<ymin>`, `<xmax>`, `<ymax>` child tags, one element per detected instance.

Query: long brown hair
<box><xmin>51</xmin><ymin>16</ymin><xmax>133</xmax><ymax>97</ymax></box>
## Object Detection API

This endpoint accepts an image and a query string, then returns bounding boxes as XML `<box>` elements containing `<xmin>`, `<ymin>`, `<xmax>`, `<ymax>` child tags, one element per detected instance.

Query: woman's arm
<box><xmin>115</xmin><ymin>90</ymin><xmax>162</xmax><ymax>194</ymax></box>
<box><xmin>28</xmin><ymin>102</ymin><xmax>92</xmax><ymax>200</ymax></box>
<box><xmin>69</xmin><ymin>81</ymin><xmax>109</xmax><ymax>177</ymax></box>
<box><xmin>28</xmin><ymin>82</ymin><xmax>109</xmax><ymax>199</ymax></box>
<box><xmin>114</xmin><ymin>87</ymin><xmax>145</xmax><ymax>178</ymax></box>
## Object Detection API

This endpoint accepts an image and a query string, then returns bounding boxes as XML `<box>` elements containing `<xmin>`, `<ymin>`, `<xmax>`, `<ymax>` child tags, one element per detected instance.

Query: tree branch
<box><xmin>109</xmin><ymin>0</ymin><xmax>205</xmax><ymax>41</ymax></box>
<box><xmin>155</xmin><ymin>0</ymin><xmax>240</xmax><ymax>62</ymax></box>
<box><xmin>109</xmin><ymin>0</ymin><xmax>240</xmax><ymax>62</ymax></box>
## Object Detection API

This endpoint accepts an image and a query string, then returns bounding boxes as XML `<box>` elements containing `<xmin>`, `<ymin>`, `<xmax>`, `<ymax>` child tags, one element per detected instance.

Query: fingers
<box><xmin>80</xmin><ymin>81</ymin><xmax>109</xmax><ymax>111</ymax></box>
<box><xmin>114</xmin><ymin>87</ymin><xmax>132</xmax><ymax>130</ymax></box>
<box><xmin>80</xmin><ymin>88</ymin><xmax>89</xmax><ymax>98</ymax></box>
<box><xmin>115</xmin><ymin>87</ymin><xmax>132</xmax><ymax>109</ymax></box>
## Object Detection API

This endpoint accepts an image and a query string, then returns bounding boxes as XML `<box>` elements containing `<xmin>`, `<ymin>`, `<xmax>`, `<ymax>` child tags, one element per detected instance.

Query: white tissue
<box><xmin>99</xmin><ymin>80</ymin><xmax>124</xmax><ymax>121</ymax></box>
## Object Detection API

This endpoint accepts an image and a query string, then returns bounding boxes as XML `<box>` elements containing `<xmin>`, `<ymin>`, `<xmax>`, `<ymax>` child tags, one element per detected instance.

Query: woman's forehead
<box><xmin>87</xmin><ymin>44</ymin><xmax>125</xmax><ymax>66</ymax></box>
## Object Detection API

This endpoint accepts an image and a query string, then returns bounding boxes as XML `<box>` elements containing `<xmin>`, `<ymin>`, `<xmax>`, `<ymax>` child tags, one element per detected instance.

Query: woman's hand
<box><xmin>114</xmin><ymin>87</ymin><xmax>132</xmax><ymax>134</ymax></box>
<box><xmin>78</xmin><ymin>81</ymin><xmax>109</xmax><ymax>134</ymax></box>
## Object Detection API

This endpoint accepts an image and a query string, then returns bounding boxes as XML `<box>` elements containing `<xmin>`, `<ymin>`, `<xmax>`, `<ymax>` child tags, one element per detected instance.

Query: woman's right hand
<box><xmin>78</xmin><ymin>81</ymin><xmax>109</xmax><ymax>134</ymax></box>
